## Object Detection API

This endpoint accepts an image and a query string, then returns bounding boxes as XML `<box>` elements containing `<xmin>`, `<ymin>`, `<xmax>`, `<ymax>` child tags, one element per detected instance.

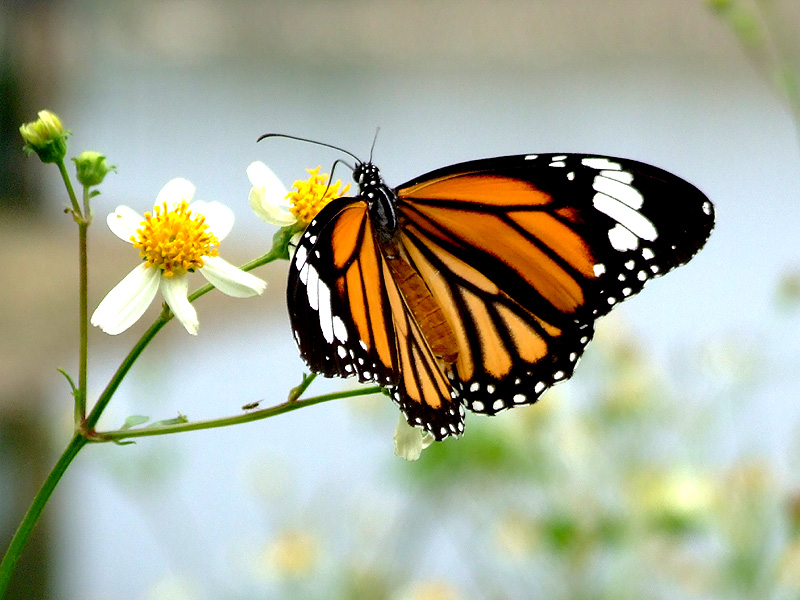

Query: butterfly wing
<box><xmin>394</xmin><ymin>153</ymin><xmax>714</xmax><ymax>417</ymax></box>
<box><xmin>287</xmin><ymin>197</ymin><xmax>466</xmax><ymax>438</ymax></box>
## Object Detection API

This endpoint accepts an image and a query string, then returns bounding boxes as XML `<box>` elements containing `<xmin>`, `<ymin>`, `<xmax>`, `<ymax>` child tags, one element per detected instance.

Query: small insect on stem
<box><xmin>241</xmin><ymin>401</ymin><xmax>262</xmax><ymax>411</ymax></box>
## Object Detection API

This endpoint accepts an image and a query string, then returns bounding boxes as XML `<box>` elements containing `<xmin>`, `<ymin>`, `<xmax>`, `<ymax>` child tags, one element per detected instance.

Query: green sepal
<box><xmin>121</xmin><ymin>415</ymin><xmax>150</xmax><ymax>430</ymax></box>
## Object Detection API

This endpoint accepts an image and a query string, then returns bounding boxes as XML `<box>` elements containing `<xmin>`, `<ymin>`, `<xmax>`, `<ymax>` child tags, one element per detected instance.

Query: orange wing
<box><xmin>288</xmin><ymin>153</ymin><xmax>714</xmax><ymax>439</ymax></box>
<box><xmin>394</xmin><ymin>154</ymin><xmax>713</xmax><ymax>416</ymax></box>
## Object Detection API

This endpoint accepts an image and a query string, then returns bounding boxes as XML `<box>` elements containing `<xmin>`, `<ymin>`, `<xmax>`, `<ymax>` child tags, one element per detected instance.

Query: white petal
<box><xmin>247</xmin><ymin>161</ymin><xmax>288</xmax><ymax>196</ymax></box>
<box><xmin>247</xmin><ymin>161</ymin><xmax>295</xmax><ymax>227</ymax></box>
<box><xmin>200</xmin><ymin>255</ymin><xmax>267</xmax><ymax>297</ymax></box>
<box><xmin>160</xmin><ymin>274</ymin><xmax>198</xmax><ymax>335</ymax></box>
<box><xmin>393</xmin><ymin>415</ymin><xmax>434</xmax><ymax>461</ymax></box>
<box><xmin>250</xmin><ymin>188</ymin><xmax>297</xmax><ymax>227</ymax></box>
<box><xmin>189</xmin><ymin>201</ymin><xmax>234</xmax><ymax>242</ymax></box>
<box><xmin>91</xmin><ymin>263</ymin><xmax>159</xmax><ymax>335</ymax></box>
<box><xmin>107</xmin><ymin>206</ymin><xmax>145</xmax><ymax>243</ymax></box>
<box><xmin>156</xmin><ymin>177</ymin><xmax>196</xmax><ymax>209</ymax></box>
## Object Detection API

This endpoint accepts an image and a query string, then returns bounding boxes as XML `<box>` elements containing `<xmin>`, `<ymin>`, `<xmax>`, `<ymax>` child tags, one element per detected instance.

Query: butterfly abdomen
<box><xmin>383</xmin><ymin>241</ymin><xmax>459</xmax><ymax>364</ymax></box>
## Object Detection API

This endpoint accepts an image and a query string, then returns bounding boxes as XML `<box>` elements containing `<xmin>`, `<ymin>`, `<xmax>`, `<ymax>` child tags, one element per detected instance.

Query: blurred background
<box><xmin>2</xmin><ymin>0</ymin><xmax>800</xmax><ymax>598</ymax></box>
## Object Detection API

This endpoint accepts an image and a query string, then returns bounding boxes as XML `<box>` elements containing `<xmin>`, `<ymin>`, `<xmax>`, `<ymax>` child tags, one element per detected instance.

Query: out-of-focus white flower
<box><xmin>91</xmin><ymin>177</ymin><xmax>266</xmax><ymax>335</ymax></box>
<box><xmin>394</xmin><ymin>414</ymin><xmax>434</xmax><ymax>460</ymax></box>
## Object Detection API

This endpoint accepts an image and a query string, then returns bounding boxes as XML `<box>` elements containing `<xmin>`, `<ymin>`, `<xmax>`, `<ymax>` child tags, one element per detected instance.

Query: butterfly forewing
<box><xmin>288</xmin><ymin>199</ymin><xmax>395</xmax><ymax>385</ymax></box>
<box><xmin>288</xmin><ymin>198</ymin><xmax>465</xmax><ymax>438</ymax></box>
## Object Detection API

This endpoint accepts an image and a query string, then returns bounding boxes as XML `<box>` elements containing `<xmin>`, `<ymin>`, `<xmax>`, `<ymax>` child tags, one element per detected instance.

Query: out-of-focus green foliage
<box><xmin>228</xmin><ymin>317</ymin><xmax>800</xmax><ymax>600</ymax></box>
<box><xmin>707</xmin><ymin>0</ymin><xmax>800</xmax><ymax>144</ymax></box>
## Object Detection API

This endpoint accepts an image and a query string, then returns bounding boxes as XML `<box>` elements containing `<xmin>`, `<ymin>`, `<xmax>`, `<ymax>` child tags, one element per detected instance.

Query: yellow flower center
<box><xmin>133</xmin><ymin>201</ymin><xmax>219</xmax><ymax>277</ymax></box>
<box><xmin>287</xmin><ymin>166</ymin><xmax>351</xmax><ymax>225</ymax></box>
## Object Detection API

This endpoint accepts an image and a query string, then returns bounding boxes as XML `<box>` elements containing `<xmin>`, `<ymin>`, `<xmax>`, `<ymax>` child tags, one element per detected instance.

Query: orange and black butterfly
<box><xmin>286</xmin><ymin>151</ymin><xmax>714</xmax><ymax>440</ymax></box>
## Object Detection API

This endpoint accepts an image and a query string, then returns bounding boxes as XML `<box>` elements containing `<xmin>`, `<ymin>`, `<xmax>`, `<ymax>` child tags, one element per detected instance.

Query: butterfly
<box><xmin>285</xmin><ymin>151</ymin><xmax>714</xmax><ymax>440</ymax></box>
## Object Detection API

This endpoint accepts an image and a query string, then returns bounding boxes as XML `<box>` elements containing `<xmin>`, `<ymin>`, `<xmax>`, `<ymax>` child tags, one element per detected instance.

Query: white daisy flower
<box><xmin>91</xmin><ymin>177</ymin><xmax>266</xmax><ymax>336</ymax></box>
<box><xmin>247</xmin><ymin>161</ymin><xmax>350</xmax><ymax>229</ymax></box>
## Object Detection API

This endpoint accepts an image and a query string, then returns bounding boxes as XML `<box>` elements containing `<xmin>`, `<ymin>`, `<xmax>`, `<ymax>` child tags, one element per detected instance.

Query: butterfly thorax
<box><xmin>355</xmin><ymin>162</ymin><xmax>399</xmax><ymax>239</ymax></box>
<box><xmin>353</xmin><ymin>162</ymin><xmax>460</xmax><ymax>367</ymax></box>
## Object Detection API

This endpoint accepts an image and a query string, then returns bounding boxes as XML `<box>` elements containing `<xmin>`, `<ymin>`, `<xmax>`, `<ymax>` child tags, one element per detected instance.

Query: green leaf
<box><xmin>57</xmin><ymin>368</ymin><xmax>79</xmax><ymax>398</ymax></box>
<box><xmin>121</xmin><ymin>415</ymin><xmax>150</xmax><ymax>430</ymax></box>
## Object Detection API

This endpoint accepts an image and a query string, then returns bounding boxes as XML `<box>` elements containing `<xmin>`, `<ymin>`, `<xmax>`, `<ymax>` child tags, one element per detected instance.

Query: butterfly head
<box><xmin>353</xmin><ymin>162</ymin><xmax>382</xmax><ymax>190</ymax></box>
<box><xmin>352</xmin><ymin>162</ymin><xmax>399</xmax><ymax>236</ymax></box>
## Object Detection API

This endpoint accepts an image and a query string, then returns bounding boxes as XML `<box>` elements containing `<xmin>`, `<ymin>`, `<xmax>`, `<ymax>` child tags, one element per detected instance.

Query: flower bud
<box><xmin>73</xmin><ymin>151</ymin><xmax>116</xmax><ymax>186</ymax></box>
<box><xmin>19</xmin><ymin>110</ymin><xmax>70</xmax><ymax>163</ymax></box>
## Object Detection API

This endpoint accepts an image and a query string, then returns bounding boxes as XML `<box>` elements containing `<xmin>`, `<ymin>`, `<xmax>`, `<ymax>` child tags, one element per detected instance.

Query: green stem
<box><xmin>56</xmin><ymin>160</ymin><xmax>89</xmax><ymax>424</ymax></box>
<box><xmin>1</xmin><ymin>229</ymin><xmax>299</xmax><ymax>594</ymax></box>
<box><xmin>84</xmin><ymin>241</ymin><xmax>289</xmax><ymax>431</ymax></box>
<box><xmin>77</xmin><ymin>220</ymin><xmax>88</xmax><ymax>424</ymax></box>
<box><xmin>0</xmin><ymin>434</ymin><xmax>87</xmax><ymax>598</ymax></box>
<box><xmin>92</xmin><ymin>386</ymin><xmax>383</xmax><ymax>441</ymax></box>
<box><xmin>56</xmin><ymin>159</ymin><xmax>82</xmax><ymax>220</ymax></box>
<box><xmin>84</xmin><ymin>310</ymin><xmax>170</xmax><ymax>430</ymax></box>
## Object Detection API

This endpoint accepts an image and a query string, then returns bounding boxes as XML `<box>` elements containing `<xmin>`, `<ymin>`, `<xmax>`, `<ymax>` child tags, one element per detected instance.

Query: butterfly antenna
<box><xmin>369</xmin><ymin>127</ymin><xmax>380</xmax><ymax>163</ymax></box>
<box><xmin>323</xmin><ymin>158</ymin><xmax>354</xmax><ymax>199</ymax></box>
<box><xmin>258</xmin><ymin>133</ymin><xmax>362</xmax><ymax>165</ymax></box>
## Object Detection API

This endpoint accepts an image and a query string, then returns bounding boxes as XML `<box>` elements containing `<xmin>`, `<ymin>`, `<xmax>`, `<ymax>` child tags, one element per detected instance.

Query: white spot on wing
<box><xmin>305</xmin><ymin>265</ymin><xmax>320</xmax><ymax>310</ymax></box>
<box><xmin>593</xmin><ymin>174</ymin><xmax>644</xmax><ymax>209</ymax></box>
<box><xmin>599</xmin><ymin>169</ymin><xmax>633</xmax><ymax>184</ymax></box>
<box><xmin>472</xmin><ymin>400</ymin><xmax>485</xmax><ymax>411</ymax></box>
<box><xmin>593</xmin><ymin>264</ymin><xmax>606</xmax><ymax>277</ymax></box>
<box><xmin>594</xmin><ymin>193</ymin><xmax>657</xmax><ymax>241</ymax></box>
<box><xmin>317</xmin><ymin>279</ymin><xmax>334</xmax><ymax>344</ymax></box>
<box><xmin>294</xmin><ymin>245</ymin><xmax>308</xmax><ymax>268</ymax></box>
<box><xmin>582</xmin><ymin>157</ymin><xmax>622</xmax><ymax>170</ymax></box>
<box><xmin>608</xmin><ymin>224</ymin><xmax>640</xmax><ymax>251</ymax></box>
<box><xmin>333</xmin><ymin>316</ymin><xmax>348</xmax><ymax>342</ymax></box>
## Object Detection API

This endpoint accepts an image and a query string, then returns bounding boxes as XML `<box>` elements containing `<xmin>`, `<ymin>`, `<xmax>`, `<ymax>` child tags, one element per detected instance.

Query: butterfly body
<box><xmin>288</xmin><ymin>153</ymin><xmax>714</xmax><ymax>440</ymax></box>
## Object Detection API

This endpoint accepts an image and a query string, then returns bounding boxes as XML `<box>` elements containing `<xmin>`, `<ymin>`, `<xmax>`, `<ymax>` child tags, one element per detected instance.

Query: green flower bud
<box><xmin>19</xmin><ymin>110</ymin><xmax>71</xmax><ymax>163</ymax></box>
<box><xmin>73</xmin><ymin>151</ymin><xmax>116</xmax><ymax>186</ymax></box>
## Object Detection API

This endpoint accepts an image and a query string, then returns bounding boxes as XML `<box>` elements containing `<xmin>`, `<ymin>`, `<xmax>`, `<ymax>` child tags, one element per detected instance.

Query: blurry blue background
<box><xmin>2</xmin><ymin>0</ymin><xmax>800</xmax><ymax>598</ymax></box>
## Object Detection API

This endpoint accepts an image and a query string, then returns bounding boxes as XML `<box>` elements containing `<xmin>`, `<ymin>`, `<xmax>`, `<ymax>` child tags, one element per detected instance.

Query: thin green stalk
<box><xmin>85</xmin><ymin>242</ymin><xmax>289</xmax><ymax>431</ymax></box>
<box><xmin>1</xmin><ymin>230</ymin><xmax>302</xmax><ymax>596</ymax></box>
<box><xmin>84</xmin><ymin>310</ymin><xmax>170</xmax><ymax>430</ymax></box>
<box><xmin>77</xmin><ymin>221</ymin><xmax>88</xmax><ymax>424</ymax></box>
<box><xmin>57</xmin><ymin>159</ymin><xmax>89</xmax><ymax>423</ymax></box>
<box><xmin>56</xmin><ymin>159</ymin><xmax>81</xmax><ymax>217</ymax></box>
<box><xmin>92</xmin><ymin>386</ymin><xmax>384</xmax><ymax>442</ymax></box>
<box><xmin>0</xmin><ymin>434</ymin><xmax>87</xmax><ymax>598</ymax></box>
